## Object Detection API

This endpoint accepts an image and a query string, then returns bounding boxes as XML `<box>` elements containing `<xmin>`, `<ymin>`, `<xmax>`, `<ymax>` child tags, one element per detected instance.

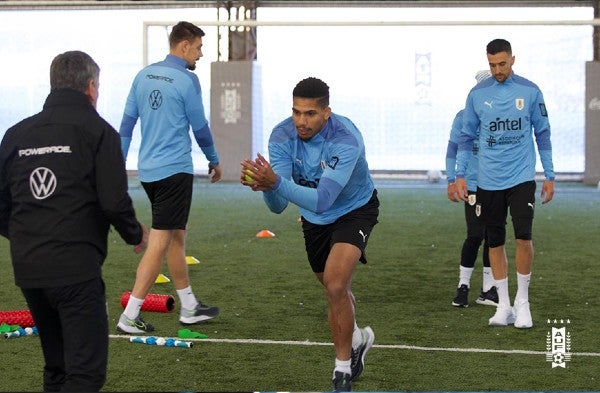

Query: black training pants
<box><xmin>21</xmin><ymin>277</ymin><xmax>108</xmax><ymax>392</ymax></box>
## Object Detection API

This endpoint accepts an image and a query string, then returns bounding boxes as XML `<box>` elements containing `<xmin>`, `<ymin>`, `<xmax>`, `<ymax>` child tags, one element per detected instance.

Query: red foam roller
<box><xmin>120</xmin><ymin>291</ymin><xmax>175</xmax><ymax>313</ymax></box>
<box><xmin>0</xmin><ymin>310</ymin><xmax>35</xmax><ymax>327</ymax></box>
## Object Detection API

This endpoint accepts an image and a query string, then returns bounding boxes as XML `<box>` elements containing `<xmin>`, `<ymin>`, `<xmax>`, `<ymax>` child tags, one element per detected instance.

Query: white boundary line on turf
<box><xmin>110</xmin><ymin>335</ymin><xmax>600</xmax><ymax>357</ymax></box>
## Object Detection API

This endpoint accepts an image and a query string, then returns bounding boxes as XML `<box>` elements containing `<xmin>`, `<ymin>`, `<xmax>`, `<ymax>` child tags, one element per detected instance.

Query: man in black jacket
<box><xmin>0</xmin><ymin>50</ymin><xmax>148</xmax><ymax>392</ymax></box>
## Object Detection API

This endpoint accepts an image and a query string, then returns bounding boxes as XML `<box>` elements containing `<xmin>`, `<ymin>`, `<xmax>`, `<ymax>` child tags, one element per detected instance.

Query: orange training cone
<box><xmin>256</xmin><ymin>229</ymin><xmax>275</xmax><ymax>238</ymax></box>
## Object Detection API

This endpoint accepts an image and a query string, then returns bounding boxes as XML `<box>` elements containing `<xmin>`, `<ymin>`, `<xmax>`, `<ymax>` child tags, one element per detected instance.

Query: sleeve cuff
<box><xmin>272</xmin><ymin>175</ymin><xmax>282</xmax><ymax>190</ymax></box>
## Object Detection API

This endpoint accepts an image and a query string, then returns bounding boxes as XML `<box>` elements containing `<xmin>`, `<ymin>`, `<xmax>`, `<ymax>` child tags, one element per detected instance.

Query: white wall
<box><xmin>0</xmin><ymin>6</ymin><xmax>592</xmax><ymax>173</ymax></box>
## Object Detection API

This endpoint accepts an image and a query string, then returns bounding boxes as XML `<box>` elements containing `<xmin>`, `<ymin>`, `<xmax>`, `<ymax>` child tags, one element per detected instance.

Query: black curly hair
<box><xmin>292</xmin><ymin>77</ymin><xmax>329</xmax><ymax>108</ymax></box>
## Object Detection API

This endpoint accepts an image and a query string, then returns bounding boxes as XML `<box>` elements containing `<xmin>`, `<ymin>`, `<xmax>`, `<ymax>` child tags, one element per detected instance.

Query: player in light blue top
<box><xmin>446</xmin><ymin>70</ymin><xmax>496</xmax><ymax>309</ymax></box>
<box><xmin>259</xmin><ymin>111</ymin><xmax>374</xmax><ymax>225</ymax></box>
<box><xmin>119</xmin><ymin>46</ymin><xmax>219</xmax><ymax>182</ymax></box>
<box><xmin>240</xmin><ymin>77</ymin><xmax>378</xmax><ymax>392</ymax></box>
<box><xmin>455</xmin><ymin>39</ymin><xmax>555</xmax><ymax>329</ymax></box>
<box><xmin>447</xmin><ymin>110</ymin><xmax>479</xmax><ymax>193</ymax></box>
<box><xmin>117</xmin><ymin>22</ymin><xmax>221</xmax><ymax>335</ymax></box>
<box><xmin>457</xmin><ymin>71</ymin><xmax>554</xmax><ymax>191</ymax></box>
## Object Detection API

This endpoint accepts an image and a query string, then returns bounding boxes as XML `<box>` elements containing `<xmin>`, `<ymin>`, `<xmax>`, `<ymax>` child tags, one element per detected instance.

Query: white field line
<box><xmin>109</xmin><ymin>334</ymin><xmax>600</xmax><ymax>357</ymax></box>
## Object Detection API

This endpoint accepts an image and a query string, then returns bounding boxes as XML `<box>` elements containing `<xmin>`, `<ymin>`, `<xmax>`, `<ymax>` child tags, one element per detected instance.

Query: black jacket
<box><xmin>0</xmin><ymin>88</ymin><xmax>143</xmax><ymax>288</ymax></box>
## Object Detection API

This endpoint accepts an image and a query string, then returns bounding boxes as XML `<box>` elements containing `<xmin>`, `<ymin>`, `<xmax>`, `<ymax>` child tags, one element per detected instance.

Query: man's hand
<box><xmin>455</xmin><ymin>178</ymin><xmax>469</xmax><ymax>202</ymax></box>
<box><xmin>208</xmin><ymin>163</ymin><xmax>222</xmax><ymax>183</ymax></box>
<box><xmin>447</xmin><ymin>182</ymin><xmax>459</xmax><ymax>202</ymax></box>
<box><xmin>133</xmin><ymin>223</ymin><xmax>148</xmax><ymax>254</ymax></box>
<box><xmin>541</xmin><ymin>180</ymin><xmax>554</xmax><ymax>204</ymax></box>
<box><xmin>240</xmin><ymin>153</ymin><xmax>277</xmax><ymax>192</ymax></box>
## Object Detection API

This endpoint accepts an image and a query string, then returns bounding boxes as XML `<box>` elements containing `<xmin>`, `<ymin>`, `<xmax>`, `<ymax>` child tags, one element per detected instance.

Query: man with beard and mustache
<box><xmin>455</xmin><ymin>38</ymin><xmax>555</xmax><ymax>329</ymax></box>
<box><xmin>118</xmin><ymin>21</ymin><xmax>221</xmax><ymax>334</ymax></box>
<box><xmin>240</xmin><ymin>77</ymin><xmax>378</xmax><ymax>392</ymax></box>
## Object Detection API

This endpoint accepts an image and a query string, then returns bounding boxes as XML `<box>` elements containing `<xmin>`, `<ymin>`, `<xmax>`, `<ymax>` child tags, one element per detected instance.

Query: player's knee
<box><xmin>323</xmin><ymin>279</ymin><xmax>348</xmax><ymax>301</ymax></box>
<box><xmin>486</xmin><ymin>226</ymin><xmax>506</xmax><ymax>248</ymax></box>
<box><xmin>513</xmin><ymin>218</ymin><xmax>533</xmax><ymax>240</ymax></box>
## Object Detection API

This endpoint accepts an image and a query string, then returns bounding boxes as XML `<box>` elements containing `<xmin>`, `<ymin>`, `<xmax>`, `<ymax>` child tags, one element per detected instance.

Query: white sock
<box><xmin>515</xmin><ymin>272</ymin><xmax>531</xmax><ymax>304</ymax></box>
<box><xmin>176</xmin><ymin>286</ymin><xmax>198</xmax><ymax>310</ymax></box>
<box><xmin>123</xmin><ymin>295</ymin><xmax>144</xmax><ymax>319</ymax></box>
<box><xmin>352</xmin><ymin>322</ymin><xmax>362</xmax><ymax>349</ymax></box>
<box><xmin>482</xmin><ymin>267</ymin><xmax>494</xmax><ymax>291</ymax></box>
<box><xmin>458</xmin><ymin>265</ymin><xmax>474</xmax><ymax>287</ymax></box>
<box><xmin>495</xmin><ymin>278</ymin><xmax>511</xmax><ymax>308</ymax></box>
<box><xmin>333</xmin><ymin>358</ymin><xmax>351</xmax><ymax>376</ymax></box>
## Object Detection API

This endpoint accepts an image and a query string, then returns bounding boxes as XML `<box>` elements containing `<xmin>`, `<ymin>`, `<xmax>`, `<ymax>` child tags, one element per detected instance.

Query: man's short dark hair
<box><xmin>487</xmin><ymin>39</ymin><xmax>512</xmax><ymax>55</ymax></box>
<box><xmin>50</xmin><ymin>50</ymin><xmax>99</xmax><ymax>93</ymax></box>
<box><xmin>293</xmin><ymin>77</ymin><xmax>330</xmax><ymax>108</ymax></box>
<box><xmin>169</xmin><ymin>21</ymin><xmax>205</xmax><ymax>48</ymax></box>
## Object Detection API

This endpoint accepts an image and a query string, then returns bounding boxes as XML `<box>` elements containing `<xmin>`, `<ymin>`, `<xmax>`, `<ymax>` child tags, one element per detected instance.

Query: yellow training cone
<box><xmin>186</xmin><ymin>256</ymin><xmax>200</xmax><ymax>265</ymax></box>
<box><xmin>155</xmin><ymin>273</ymin><xmax>171</xmax><ymax>284</ymax></box>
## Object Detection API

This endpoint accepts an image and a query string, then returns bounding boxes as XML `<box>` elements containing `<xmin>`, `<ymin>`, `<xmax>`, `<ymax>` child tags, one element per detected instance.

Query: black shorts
<box><xmin>141</xmin><ymin>173</ymin><xmax>193</xmax><ymax>230</ymax></box>
<box><xmin>477</xmin><ymin>180</ymin><xmax>536</xmax><ymax>243</ymax></box>
<box><xmin>302</xmin><ymin>190</ymin><xmax>379</xmax><ymax>273</ymax></box>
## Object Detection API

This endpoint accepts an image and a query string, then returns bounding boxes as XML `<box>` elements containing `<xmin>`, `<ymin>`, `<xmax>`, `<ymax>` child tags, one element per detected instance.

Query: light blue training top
<box><xmin>456</xmin><ymin>73</ymin><xmax>555</xmax><ymax>190</ymax></box>
<box><xmin>445</xmin><ymin>109</ymin><xmax>479</xmax><ymax>191</ymax></box>
<box><xmin>119</xmin><ymin>55</ymin><xmax>219</xmax><ymax>182</ymax></box>
<box><xmin>262</xmin><ymin>113</ymin><xmax>375</xmax><ymax>225</ymax></box>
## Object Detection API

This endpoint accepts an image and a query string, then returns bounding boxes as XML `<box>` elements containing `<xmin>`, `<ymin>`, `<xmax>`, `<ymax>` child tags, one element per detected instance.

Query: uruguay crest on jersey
<box><xmin>515</xmin><ymin>98</ymin><xmax>525</xmax><ymax>110</ymax></box>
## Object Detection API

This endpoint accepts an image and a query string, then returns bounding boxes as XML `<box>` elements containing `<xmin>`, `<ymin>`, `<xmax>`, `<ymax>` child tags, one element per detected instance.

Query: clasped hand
<box><xmin>240</xmin><ymin>153</ymin><xmax>276</xmax><ymax>192</ymax></box>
